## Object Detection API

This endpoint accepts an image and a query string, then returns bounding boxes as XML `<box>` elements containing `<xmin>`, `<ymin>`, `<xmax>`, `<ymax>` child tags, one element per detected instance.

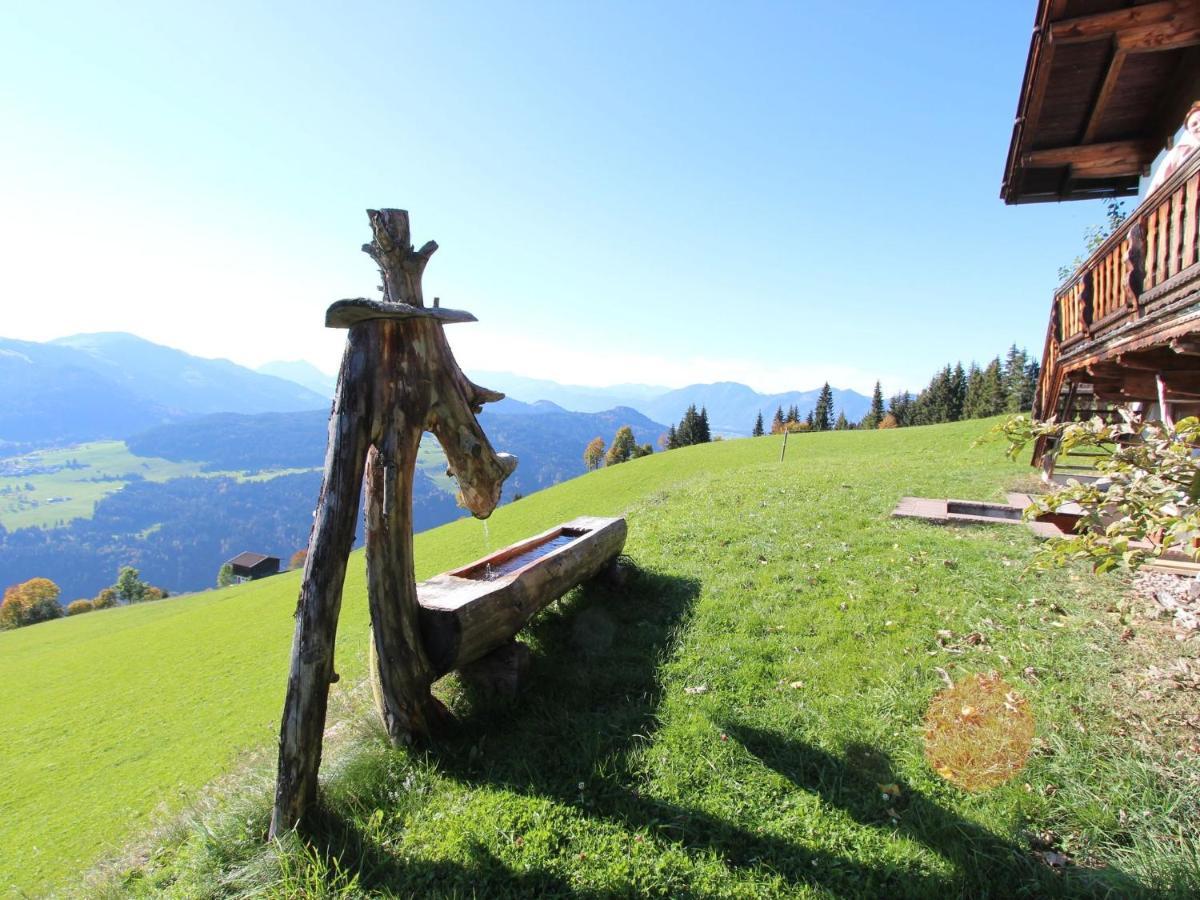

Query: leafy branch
<box><xmin>985</xmin><ymin>412</ymin><xmax>1200</xmax><ymax>573</ymax></box>
<box><xmin>1057</xmin><ymin>200</ymin><xmax>1128</xmax><ymax>282</ymax></box>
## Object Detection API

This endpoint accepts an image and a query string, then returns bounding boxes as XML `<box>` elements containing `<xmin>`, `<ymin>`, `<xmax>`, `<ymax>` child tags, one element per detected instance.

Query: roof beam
<box><xmin>1171</xmin><ymin>338</ymin><xmax>1200</xmax><ymax>355</ymax></box>
<box><xmin>1081</xmin><ymin>47</ymin><xmax>1127</xmax><ymax>144</ymax></box>
<box><xmin>1022</xmin><ymin>138</ymin><xmax>1158</xmax><ymax>178</ymax></box>
<box><xmin>1050</xmin><ymin>1</ymin><xmax>1200</xmax><ymax>52</ymax></box>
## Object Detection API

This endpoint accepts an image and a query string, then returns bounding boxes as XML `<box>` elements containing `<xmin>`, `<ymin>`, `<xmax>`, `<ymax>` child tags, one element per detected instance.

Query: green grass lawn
<box><xmin>2</xmin><ymin>419</ymin><xmax>1197</xmax><ymax>897</ymax></box>
<box><xmin>0</xmin><ymin>441</ymin><xmax>320</xmax><ymax>530</ymax></box>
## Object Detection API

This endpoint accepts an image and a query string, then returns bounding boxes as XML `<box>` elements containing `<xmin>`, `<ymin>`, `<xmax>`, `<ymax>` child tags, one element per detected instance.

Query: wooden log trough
<box><xmin>370</xmin><ymin>515</ymin><xmax>627</xmax><ymax>707</ymax></box>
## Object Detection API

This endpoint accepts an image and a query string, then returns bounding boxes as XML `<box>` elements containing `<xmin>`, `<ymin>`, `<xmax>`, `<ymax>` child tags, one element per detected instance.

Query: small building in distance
<box><xmin>227</xmin><ymin>551</ymin><xmax>281</xmax><ymax>582</ymax></box>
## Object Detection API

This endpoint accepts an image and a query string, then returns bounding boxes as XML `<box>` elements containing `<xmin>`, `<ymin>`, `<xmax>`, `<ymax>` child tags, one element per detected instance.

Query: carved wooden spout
<box><xmin>425</xmin><ymin>335</ymin><xmax>517</xmax><ymax>519</ymax></box>
<box><xmin>270</xmin><ymin>209</ymin><xmax>516</xmax><ymax>839</ymax></box>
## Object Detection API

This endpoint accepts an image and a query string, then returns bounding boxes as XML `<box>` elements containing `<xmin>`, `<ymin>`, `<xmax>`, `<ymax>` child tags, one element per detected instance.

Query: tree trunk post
<box><xmin>269</xmin><ymin>328</ymin><xmax>373</xmax><ymax>839</ymax></box>
<box><xmin>270</xmin><ymin>209</ymin><xmax>515</xmax><ymax>837</ymax></box>
<box><xmin>363</xmin><ymin>319</ymin><xmax>449</xmax><ymax>741</ymax></box>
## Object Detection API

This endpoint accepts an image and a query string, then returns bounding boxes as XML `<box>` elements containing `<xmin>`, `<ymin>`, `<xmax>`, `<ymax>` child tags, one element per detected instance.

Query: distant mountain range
<box><xmin>0</xmin><ymin>333</ymin><xmax>327</xmax><ymax>450</ymax></box>
<box><xmin>256</xmin><ymin>360</ymin><xmax>337</xmax><ymax>398</ymax></box>
<box><xmin>126</xmin><ymin>400</ymin><xmax>667</xmax><ymax>499</ymax></box>
<box><xmin>457</xmin><ymin>374</ymin><xmax>870</xmax><ymax>435</ymax></box>
<box><xmin>637</xmin><ymin>382</ymin><xmax>870</xmax><ymax>435</ymax></box>
<box><xmin>467</xmin><ymin>371</ymin><xmax>669</xmax><ymax>415</ymax></box>
<box><xmin>258</xmin><ymin>366</ymin><xmax>873</xmax><ymax>436</ymax></box>
<box><xmin>0</xmin><ymin>331</ymin><xmax>872</xmax><ymax>597</ymax></box>
<box><xmin>0</xmin><ymin>353</ymin><xmax>667</xmax><ymax>596</ymax></box>
<box><xmin>0</xmin><ymin>329</ymin><xmax>869</xmax><ymax>451</ymax></box>
<box><xmin>0</xmin><ymin>399</ymin><xmax>666</xmax><ymax>598</ymax></box>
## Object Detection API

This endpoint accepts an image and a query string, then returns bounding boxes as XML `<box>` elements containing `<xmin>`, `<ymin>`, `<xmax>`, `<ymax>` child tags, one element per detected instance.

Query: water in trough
<box><xmin>476</xmin><ymin>532</ymin><xmax>580</xmax><ymax>581</ymax></box>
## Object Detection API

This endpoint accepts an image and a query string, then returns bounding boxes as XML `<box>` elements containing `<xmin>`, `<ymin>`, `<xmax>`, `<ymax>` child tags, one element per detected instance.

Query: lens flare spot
<box><xmin>924</xmin><ymin>671</ymin><xmax>1033</xmax><ymax>791</ymax></box>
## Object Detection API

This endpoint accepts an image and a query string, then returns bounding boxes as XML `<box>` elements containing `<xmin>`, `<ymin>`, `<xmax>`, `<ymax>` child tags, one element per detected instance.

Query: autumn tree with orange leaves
<box><xmin>0</xmin><ymin>577</ymin><xmax>63</xmax><ymax>629</ymax></box>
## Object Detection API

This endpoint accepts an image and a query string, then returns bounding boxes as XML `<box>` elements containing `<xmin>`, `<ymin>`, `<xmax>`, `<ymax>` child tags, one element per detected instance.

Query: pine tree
<box><xmin>982</xmin><ymin>357</ymin><xmax>1006</xmax><ymax>416</ymax></box>
<box><xmin>805</xmin><ymin>410</ymin><xmax>814</xmax><ymax>429</ymax></box>
<box><xmin>771</xmin><ymin>406</ymin><xmax>785</xmax><ymax>435</ymax></box>
<box><xmin>1003</xmin><ymin>345</ymin><xmax>1030</xmax><ymax>413</ymax></box>
<box><xmin>752</xmin><ymin>411</ymin><xmax>764</xmax><ymax>437</ymax></box>
<box><xmin>813</xmin><ymin>382</ymin><xmax>834</xmax><ymax>431</ymax></box>
<box><xmin>863</xmin><ymin>380</ymin><xmax>885</xmax><ymax>429</ymax></box>
<box><xmin>949</xmin><ymin>362</ymin><xmax>967</xmax><ymax>422</ymax></box>
<box><xmin>933</xmin><ymin>365</ymin><xmax>954</xmax><ymax>423</ymax></box>
<box><xmin>834</xmin><ymin>410</ymin><xmax>849</xmax><ymax>430</ymax></box>
<box><xmin>696</xmin><ymin>407</ymin><xmax>711</xmax><ymax>443</ymax></box>
<box><xmin>962</xmin><ymin>363</ymin><xmax>984</xmax><ymax>419</ymax></box>
<box><xmin>786</xmin><ymin>404</ymin><xmax>799</xmax><ymax>424</ymax></box>
<box><xmin>887</xmin><ymin>391</ymin><xmax>913</xmax><ymax>426</ymax></box>
<box><xmin>914</xmin><ymin>365</ymin><xmax>956</xmax><ymax>425</ymax></box>
<box><xmin>1022</xmin><ymin>359</ymin><xmax>1040</xmax><ymax>410</ymax></box>
<box><xmin>665</xmin><ymin>424</ymin><xmax>679</xmax><ymax>450</ymax></box>
<box><xmin>677</xmin><ymin>405</ymin><xmax>699</xmax><ymax>446</ymax></box>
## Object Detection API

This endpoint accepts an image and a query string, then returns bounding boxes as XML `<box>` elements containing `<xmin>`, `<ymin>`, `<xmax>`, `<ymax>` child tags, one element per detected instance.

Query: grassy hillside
<box><xmin>2</xmin><ymin>420</ymin><xmax>1197</xmax><ymax>896</ymax></box>
<box><xmin>0</xmin><ymin>426</ymin><xmax>756</xmax><ymax>893</ymax></box>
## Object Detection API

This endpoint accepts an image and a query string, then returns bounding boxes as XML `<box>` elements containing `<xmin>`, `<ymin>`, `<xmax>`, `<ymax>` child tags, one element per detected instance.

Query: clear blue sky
<box><xmin>0</xmin><ymin>1</ymin><xmax>1107</xmax><ymax>394</ymax></box>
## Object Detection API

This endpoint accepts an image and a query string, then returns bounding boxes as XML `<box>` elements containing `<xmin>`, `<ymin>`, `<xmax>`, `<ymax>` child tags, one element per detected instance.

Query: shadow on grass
<box><xmin>305</xmin><ymin>564</ymin><xmax>1160</xmax><ymax>898</ymax></box>
<box><xmin>298</xmin><ymin>804</ymin><xmax>584</xmax><ymax>898</ymax></box>
<box><xmin>724</xmin><ymin>725</ymin><xmax>1159</xmax><ymax>899</ymax></box>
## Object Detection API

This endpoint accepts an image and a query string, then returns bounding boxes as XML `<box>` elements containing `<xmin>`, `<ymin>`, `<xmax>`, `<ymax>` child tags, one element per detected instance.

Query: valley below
<box><xmin>0</xmin><ymin>403</ymin><xmax>666</xmax><ymax>600</ymax></box>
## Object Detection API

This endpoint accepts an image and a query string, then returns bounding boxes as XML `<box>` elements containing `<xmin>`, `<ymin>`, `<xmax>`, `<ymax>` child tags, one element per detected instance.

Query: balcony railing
<box><xmin>1035</xmin><ymin>147</ymin><xmax>1200</xmax><ymax>420</ymax></box>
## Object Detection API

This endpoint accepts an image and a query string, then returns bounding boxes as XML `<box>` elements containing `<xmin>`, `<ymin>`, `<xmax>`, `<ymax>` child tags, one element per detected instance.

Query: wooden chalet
<box><xmin>227</xmin><ymin>551</ymin><xmax>280</xmax><ymax>581</ymax></box>
<box><xmin>1003</xmin><ymin>0</ymin><xmax>1200</xmax><ymax>467</ymax></box>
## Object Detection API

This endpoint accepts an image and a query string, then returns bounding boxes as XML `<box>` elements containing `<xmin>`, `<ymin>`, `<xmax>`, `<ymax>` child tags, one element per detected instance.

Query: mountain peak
<box><xmin>1</xmin><ymin>333</ymin><xmax>331</xmax><ymax>448</ymax></box>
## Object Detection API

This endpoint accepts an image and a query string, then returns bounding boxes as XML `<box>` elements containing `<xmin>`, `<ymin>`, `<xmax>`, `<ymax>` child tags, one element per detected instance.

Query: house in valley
<box><xmin>226</xmin><ymin>551</ymin><xmax>281</xmax><ymax>582</ymax></box>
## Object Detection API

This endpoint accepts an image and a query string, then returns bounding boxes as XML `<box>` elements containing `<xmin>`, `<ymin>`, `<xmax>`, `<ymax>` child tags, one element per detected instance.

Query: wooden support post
<box><xmin>457</xmin><ymin>640</ymin><xmax>532</xmax><ymax>700</ymax></box>
<box><xmin>1158</xmin><ymin>373</ymin><xmax>1177</xmax><ymax>428</ymax></box>
<box><xmin>270</xmin><ymin>328</ymin><xmax>373</xmax><ymax>837</ymax></box>
<box><xmin>270</xmin><ymin>209</ymin><xmax>515</xmax><ymax>838</ymax></box>
<box><xmin>779</xmin><ymin>429</ymin><xmax>789</xmax><ymax>462</ymax></box>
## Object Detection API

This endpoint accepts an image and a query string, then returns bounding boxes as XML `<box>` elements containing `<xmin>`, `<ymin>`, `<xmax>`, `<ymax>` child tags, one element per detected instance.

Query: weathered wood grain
<box><xmin>325</xmin><ymin>297</ymin><xmax>477</xmax><ymax>328</ymax></box>
<box><xmin>418</xmin><ymin>516</ymin><xmax>627</xmax><ymax>676</ymax></box>
<box><xmin>271</xmin><ymin>208</ymin><xmax>514</xmax><ymax>837</ymax></box>
<box><xmin>270</xmin><ymin>326</ymin><xmax>373</xmax><ymax>838</ymax></box>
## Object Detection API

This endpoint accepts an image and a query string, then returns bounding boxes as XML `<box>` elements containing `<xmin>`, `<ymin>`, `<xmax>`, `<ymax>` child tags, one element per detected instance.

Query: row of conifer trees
<box><xmin>664</xmin><ymin>404</ymin><xmax>711</xmax><ymax>448</ymax></box>
<box><xmin>886</xmin><ymin>345</ymin><xmax>1039</xmax><ymax>427</ymax></box>
<box><xmin>750</xmin><ymin>345</ymin><xmax>1039</xmax><ymax>435</ymax></box>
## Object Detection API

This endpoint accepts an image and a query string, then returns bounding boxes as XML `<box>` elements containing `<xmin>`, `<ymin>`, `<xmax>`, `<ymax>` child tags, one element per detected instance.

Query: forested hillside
<box><xmin>127</xmin><ymin>403</ymin><xmax>667</xmax><ymax>497</ymax></box>
<box><xmin>0</xmin><ymin>471</ymin><xmax>459</xmax><ymax>599</ymax></box>
<box><xmin>0</xmin><ymin>470</ymin><xmax>459</xmax><ymax>599</ymax></box>
<box><xmin>0</xmin><ymin>401</ymin><xmax>666</xmax><ymax>600</ymax></box>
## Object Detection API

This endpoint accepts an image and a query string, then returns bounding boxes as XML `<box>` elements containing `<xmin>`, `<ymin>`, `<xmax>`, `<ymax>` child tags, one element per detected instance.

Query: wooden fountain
<box><xmin>270</xmin><ymin>210</ymin><xmax>626</xmax><ymax>838</ymax></box>
<box><xmin>374</xmin><ymin>515</ymin><xmax>627</xmax><ymax>707</ymax></box>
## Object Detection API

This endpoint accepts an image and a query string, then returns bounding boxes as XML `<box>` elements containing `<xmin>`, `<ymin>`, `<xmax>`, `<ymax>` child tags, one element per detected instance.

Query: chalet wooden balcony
<box><xmin>1035</xmin><ymin>145</ymin><xmax>1200</xmax><ymax>433</ymax></box>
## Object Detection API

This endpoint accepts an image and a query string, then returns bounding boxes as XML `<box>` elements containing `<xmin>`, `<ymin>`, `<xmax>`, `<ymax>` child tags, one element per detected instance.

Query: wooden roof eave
<box><xmin>1002</xmin><ymin>0</ymin><xmax>1200</xmax><ymax>205</ymax></box>
<box><xmin>1001</xmin><ymin>0</ymin><xmax>1053</xmax><ymax>205</ymax></box>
